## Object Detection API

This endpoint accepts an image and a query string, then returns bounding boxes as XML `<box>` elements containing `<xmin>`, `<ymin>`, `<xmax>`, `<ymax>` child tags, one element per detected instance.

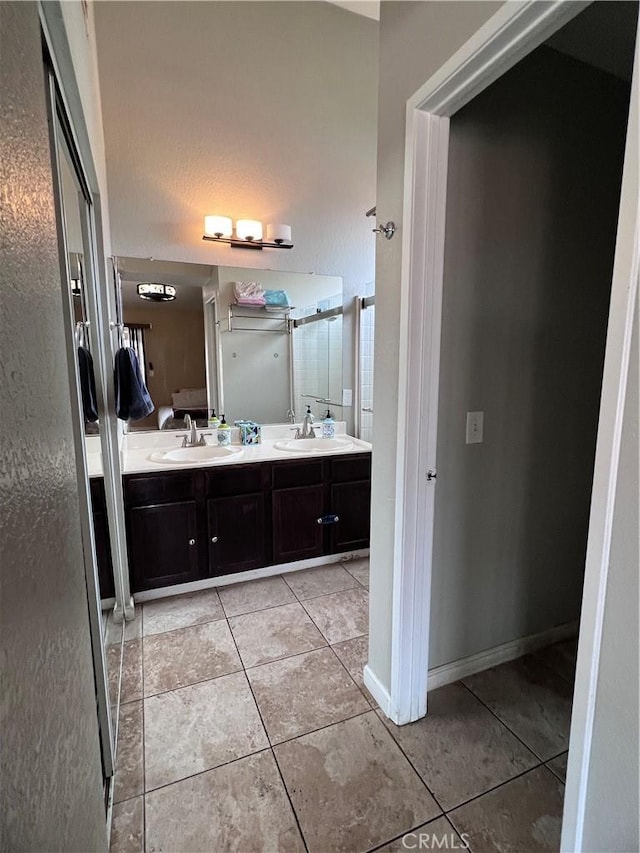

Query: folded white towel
<box><xmin>234</xmin><ymin>281</ymin><xmax>264</xmax><ymax>301</ymax></box>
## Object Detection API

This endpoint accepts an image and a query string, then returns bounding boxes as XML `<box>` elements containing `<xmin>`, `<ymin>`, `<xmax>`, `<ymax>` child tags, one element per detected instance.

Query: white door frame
<box><xmin>391</xmin><ymin>0</ymin><xmax>638</xmax><ymax>848</ymax></box>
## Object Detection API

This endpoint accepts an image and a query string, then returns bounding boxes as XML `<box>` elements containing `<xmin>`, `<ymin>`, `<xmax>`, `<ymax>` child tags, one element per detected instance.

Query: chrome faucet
<box><xmin>180</xmin><ymin>414</ymin><xmax>208</xmax><ymax>447</ymax></box>
<box><xmin>292</xmin><ymin>407</ymin><xmax>316</xmax><ymax>439</ymax></box>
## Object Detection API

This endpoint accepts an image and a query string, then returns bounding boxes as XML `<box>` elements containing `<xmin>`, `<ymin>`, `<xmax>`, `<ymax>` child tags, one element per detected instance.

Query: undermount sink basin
<box><xmin>274</xmin><ymin>437</ymin><xmax>354</xmax><ymax>454</ymax></box>
<box><xmin>149</xmin><ymin>445</ymin><xmax>244</xmax><ymax>464</ymax></box>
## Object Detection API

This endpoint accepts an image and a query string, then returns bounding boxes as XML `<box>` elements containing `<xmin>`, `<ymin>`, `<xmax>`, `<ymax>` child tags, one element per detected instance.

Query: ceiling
<box><xmin>545</xmin><ymin>1</ymin><xmax>638</xmax><ymax>81</ymax></box>
<box><xmin>118</xmin><ymin>257</ymin><xmax>212</xmax><ymax>310</ymax></box>
<box><xmin>326</xmin><ymin>1</ymin><xmax>379</xmax><ymax>21</ymax></box>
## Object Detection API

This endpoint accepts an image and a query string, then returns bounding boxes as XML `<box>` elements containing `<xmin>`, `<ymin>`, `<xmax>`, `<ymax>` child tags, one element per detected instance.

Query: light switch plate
<box><xmin>466</xmin><ymin>411</ymin><xmax>484</xmax><ymax>444</ymax></box>
<box><xmin>342</xmin><ymin>389</ymin><xmax>353</xmax><ymax>407</ymax></box>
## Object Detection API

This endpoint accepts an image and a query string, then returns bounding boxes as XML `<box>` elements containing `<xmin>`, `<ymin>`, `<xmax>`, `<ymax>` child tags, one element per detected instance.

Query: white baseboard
<box><xmin>426</xmin><ymin>620</ymin><xmax>580</xmax><ymax>692</ymax></box>
<box><xmin>133</xmin><ymin>548</ymin><xmax>370</xmax><ymax>603</ymax></box>
<box><xmin>363</xmin><ymin>664</ymin><xmax>392</xmax><ymax>718</ymax></box>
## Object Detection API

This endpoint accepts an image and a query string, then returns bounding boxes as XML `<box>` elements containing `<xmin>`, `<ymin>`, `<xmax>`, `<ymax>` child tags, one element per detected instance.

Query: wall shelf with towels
<box><xmin>228</xmin><ymin>303</ymin><xmax>293</xmax><ymax>334</ymax></box>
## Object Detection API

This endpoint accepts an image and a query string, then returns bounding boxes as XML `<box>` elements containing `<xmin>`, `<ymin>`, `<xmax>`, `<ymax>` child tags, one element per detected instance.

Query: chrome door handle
<box><xmin>317</xmin><ymin>514</ymin><xmax>340</xmax><ymax>525</ymax></box>
<box><xmin>426</xmin><ymin>469</ymin><xmax>437</xmax><ymax>481</ymax></box>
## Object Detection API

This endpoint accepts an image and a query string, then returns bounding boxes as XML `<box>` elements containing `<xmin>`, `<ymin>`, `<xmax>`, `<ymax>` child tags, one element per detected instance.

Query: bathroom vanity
<box><xmin>91</xmin><ymin>429</ymin><xmax>371</xmax><ymax>597</ymax></box>
<box><xmin>123</xmin><ymin>452</ymin><xmax>371</xmax><ymax>592</ymax></box>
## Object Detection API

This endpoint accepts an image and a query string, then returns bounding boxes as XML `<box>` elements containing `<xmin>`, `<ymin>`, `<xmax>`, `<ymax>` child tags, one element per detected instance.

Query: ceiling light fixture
<box><xmin>137</xmin><ymin>282</ymin><xmax>177</xmax><ymax>302</ymax></box>
<box><xmin>203</xmin><ymin>216</ymin><xmax>293</xmax><ymax>250</ymax></box>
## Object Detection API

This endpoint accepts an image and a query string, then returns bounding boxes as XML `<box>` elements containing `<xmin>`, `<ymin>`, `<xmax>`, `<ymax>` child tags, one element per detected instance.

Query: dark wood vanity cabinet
<box><xmin>123</xmin><ymin>453</ymin><xmax>371</xmax><ymax>593</ymax></box>
<box><xmin>90</xmin><ymin>478</ymin><xmax>115</xmax><ymax>599</ymax></box>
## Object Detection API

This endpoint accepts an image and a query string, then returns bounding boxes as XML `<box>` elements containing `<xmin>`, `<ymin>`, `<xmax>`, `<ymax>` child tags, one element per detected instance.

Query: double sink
<box><xmin>149</xmin><ymin>436</ymin><xmax>355</xmax><ymax>465</ymax></box>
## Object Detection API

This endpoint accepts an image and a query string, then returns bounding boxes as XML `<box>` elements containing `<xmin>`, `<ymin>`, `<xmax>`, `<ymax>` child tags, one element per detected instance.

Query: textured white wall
<box><xmin>1</xmin><ymin>3</ymin><xmax>107</xmax><ymax>848</ymax></box>
<box><xmin>94</xmin><ymin>1</ymin><xmax>378</xmax><ymax>429</ymax></box>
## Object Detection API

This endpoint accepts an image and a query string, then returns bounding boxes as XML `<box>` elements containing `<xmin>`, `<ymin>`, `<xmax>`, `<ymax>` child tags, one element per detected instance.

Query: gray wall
<box><xmin>0</xmin><ymin>3</ymin><xmax>107</xmax><ymax>850</ymax></box>
<box><xmin>369</xmin><ymin>0</ymin><xmax>504</xmax><ymax>689</ymax></box>
<box><xmin>429</xmin><ymin>47</ymin><xmax>630</xmax><ymax>666</ymax></box>
<box><xmin>94</xmin><ymin>1</ymin><xmax>379</xmax><ymax>431</ymax></box>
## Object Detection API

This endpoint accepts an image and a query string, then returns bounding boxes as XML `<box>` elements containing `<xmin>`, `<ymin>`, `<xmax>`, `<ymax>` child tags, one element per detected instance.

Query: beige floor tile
<box><xmin>218</xmin><ymin>575</ymin><xmax>295</xmax><ymax>617</ymax></box>
<box><xmin>284</xmin><ymin>564</ymin><xmax>358</xmax><ymax>600</ymax></box>
<box><xmin>274</xmin><ymin>711</ymin><xmax>440</xmax><ymax>853</ymax></box>
<box><xmin>144</xmin><ymin>671</ymin><xmax>268</xmax><ymax>790</ymax></box>
<box><xmin>120</xmin><ymin>639</ymin><xmax>143</xmax><ymax>704</ymax></box>
<box><xmin>449</xmin><ymin>766</ymin><xmax>565</xmax><ymax>853</ymax></box>
<box><xmin>114</xmin><ymin>701</ymin><xmax>144</xmax><ymax>804</ymax></box>
<box><xmin>142</xmin><ymin>589</ymin><xmax>224</xmax><ymax>637</ymax></box>
<box><xmin>332</xmin><ymin>634</ymin><xmax>368</xmax><ymax>689</ymax></box>
<box><xmin>106</xmin><ymin>642</ymin><xmax>122</xmax><ymax>708</ymax></box>
<box><xmin>110</xmin><ymin>796</ymin><xmax>143</xmax><ymax>853</ymax></box>
<box><xmin>533</xmin><ymin>637</ymin><xmax>578</xmax><ymax>683</ymax></box>
<box><xmin>247</xmin><ymin>647</ymin><xmax>370</xmax><ymax>744</ymax></box>
<box><xmin>302</xmin><ymin>586</ymin><xmax>369</xmax><ymax>644</ymax></box>
<box><xmin>379</xmin><ymin>683</ymin><xmax>538</xmax><ymax>810</ymax></box>
<box><xmin>105</xmin><ymin>612</ymin><xmax>124</xmax><ymax>647</ymax></box>
<box><xmin>145</xmin><ymin>750</ymin><xmax>304</xmax><ymax>853</ymax></box>
<box><xmin>229</xmin><ymin>601</ymin><xmax>326</xmax><ymax>668</ymax></box>
<box><xmin>463</xmin><ymin>655</ymin><xmax>574</xmax><ymax>760</ymax></box>
<box><xmin>123</xmin><ymin>608</ymin><xmax>142</xmax><ymax>642</ymax></box>
<box><xmin>143</xmin><ymin>620</ymin><xmax>241</xmax><ymax>696</ymax></box>
<box><xmin>376</xmin><ymin>816</ymin><xmax>462</xmax><ymax>852</ymax></box>
<box><xmin>341</xmin><ymin>557</ymin><xmax>370</xmax><ymax>588</ymax></box>
<box><xmin>546</xmin><ymin>751</ymin><xmax>568</xmax><ymax>782</ymax></box>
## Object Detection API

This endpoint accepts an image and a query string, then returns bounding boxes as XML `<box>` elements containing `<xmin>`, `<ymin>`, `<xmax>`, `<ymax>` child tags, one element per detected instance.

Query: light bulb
<box><xmin>236</xmin><ymin>219</ymin><xmax>263</xmax><ymax>242</ymax></box>
<box><xmin>204</xmin><ymin>215</ymin><xmax>233</xmax><ymax>238</ymax></box>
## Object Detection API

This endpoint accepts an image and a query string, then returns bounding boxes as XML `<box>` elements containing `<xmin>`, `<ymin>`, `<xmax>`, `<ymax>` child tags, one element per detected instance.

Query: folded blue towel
<box><xmin>78</xmin><ymin>346</ymin><xmax>99</xmax><ymax>423</ymax></box>
<box><xmin>263</xmin><ymin>289</ymin><xmax>290</xmax><ymax>308</ymax></box>
<box><xmin>114</xmin><ymin>347</ymin><xmax>155</xmax><ymax>421</ymax></box>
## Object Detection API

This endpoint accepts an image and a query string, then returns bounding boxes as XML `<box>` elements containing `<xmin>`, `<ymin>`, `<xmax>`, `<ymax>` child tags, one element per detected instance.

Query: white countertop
<box><xmin>121</xmin><ymin>422</ymin><xmax>372</xmax><ymax>475</ymax></box>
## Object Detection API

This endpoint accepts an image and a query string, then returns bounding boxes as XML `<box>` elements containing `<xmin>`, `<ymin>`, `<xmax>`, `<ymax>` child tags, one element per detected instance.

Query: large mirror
<box><xmin>114</xmin><ymin>256</ymin><xmax>344</xmax><ymax>429</ymax></box>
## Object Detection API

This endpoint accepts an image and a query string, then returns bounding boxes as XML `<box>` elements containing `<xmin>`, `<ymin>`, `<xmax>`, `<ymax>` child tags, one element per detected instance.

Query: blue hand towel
<box><xmin>263</xmin><ymin>289</ymin><xmax>290</xmax><ymax>308</ymax></box>
<box><xmin>114</xmin><ymin>347</ymin><xmax>155</xmax><ymax>421</ymax></box>
<box><xmin>77</xmin><ymin>346</ymin><xmax>99</xmax><ymax>423</ymax></box>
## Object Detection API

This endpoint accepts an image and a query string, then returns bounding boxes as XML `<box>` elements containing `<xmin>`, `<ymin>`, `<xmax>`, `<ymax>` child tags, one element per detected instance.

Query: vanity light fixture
<box><xmin>203</xmin><ymin>216</ymin><xmax>293</xmax><ymax>250</ymax></box>
<box><xmin>137</xmin><ymin>282</ymin><xmax>177</xmax><ymax>302</ymax></box>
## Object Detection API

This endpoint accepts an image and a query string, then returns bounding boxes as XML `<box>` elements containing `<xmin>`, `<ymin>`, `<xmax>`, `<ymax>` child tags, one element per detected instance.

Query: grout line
<box><xmin>141</xmin><ymin>666</ymin><xmax>245</xmax><ymax>701</ymax></box>
<box><xmin>444</xmin><ymin>761</ymin><xmax>560</xmax><ymax>820</ymax></box>
<box><xmin>142</xmin><ymin>613</ymin><xmax>227</xmax><ymax>640</ymax></box>
<box><xmin>224</xmin><ymin>610</ymin><xmax>310</xmax><ymax>853</ymax></box>
<box><xmin>457</xmin><ymin>679</ymin><xmax>557</xmax><ymax>764</ymax></box>
<box><xmin>365</xmin><ymin>813</ymin><xmax>453</xmax><ymax>853</ymax></box>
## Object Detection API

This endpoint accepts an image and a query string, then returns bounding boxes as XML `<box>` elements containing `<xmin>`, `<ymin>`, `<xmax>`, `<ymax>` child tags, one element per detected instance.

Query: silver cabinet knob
<box><xmin>211</xmin><ymin>536</ymin><xmax>218</xmax><ymax>543</ymax></box>
<box><xmin>189</xmin><ymin>538</ymin><xmax>196</xmax><ymax>546</ymax></box>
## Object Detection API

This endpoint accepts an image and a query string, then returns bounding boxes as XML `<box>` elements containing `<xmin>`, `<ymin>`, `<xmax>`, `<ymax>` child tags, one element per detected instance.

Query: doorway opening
<box><xmin>385</xmin><ymin>1</ymin><xmax>638</xmax><ymax>850</ymax></box>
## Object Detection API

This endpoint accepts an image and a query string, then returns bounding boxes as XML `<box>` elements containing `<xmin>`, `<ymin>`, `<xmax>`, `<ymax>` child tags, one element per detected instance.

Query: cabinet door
<box><xmin>93</xmin><ymin>508</ymin><xmax>115</xmax><ymax>599</ymax></box>
<box><xmin>128</xmin><ymin>501</ymin><xmax>200</xmax><ymax>592</ymax></box>
<box><xmin>207</xmin><ymin>493</ymin><xmax>266</xmax><ymax>576</ymax></box>
<box><xmin>329</xmin><ymin>480</ymin><xmax>371</xmax><ymax>553</ymax></box>
<box><xmin>273</xmin><ymin>485</ymin><xmax>324</xmax><ymax>564</ymax></box>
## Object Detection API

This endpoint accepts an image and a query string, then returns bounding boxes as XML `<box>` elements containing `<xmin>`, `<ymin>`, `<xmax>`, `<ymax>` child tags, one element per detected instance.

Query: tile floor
<box><xmin>110</xmin><ymin>557</ymin><xmax>576</xmax><ymax>853</ymax></box>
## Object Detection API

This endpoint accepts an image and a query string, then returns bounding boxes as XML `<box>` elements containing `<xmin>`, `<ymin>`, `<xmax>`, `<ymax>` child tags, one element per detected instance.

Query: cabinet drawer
<box><xmin>205</xmin><ymin>465</ymin><xmax>264</xmax><ymax>498</ymax></box>
<box><xmin>331</xmin><ymin>454</ymin><xmax>371</xmax><ymax>484</ymax></box>
<box><xmin>272</xmin><ymin>460</ymin><xmax>324</xmax><ymax>489</ymax></box>
<box><xmin>124</xmin><ymin>472</ymin><xmax>195</xmax><ymax>507</ymax></box>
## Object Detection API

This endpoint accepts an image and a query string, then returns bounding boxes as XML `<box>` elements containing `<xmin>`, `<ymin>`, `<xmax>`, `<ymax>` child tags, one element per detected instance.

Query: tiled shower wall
<box><xmin>293</xmin><ymin>295</ymin><xmax>343</xmax><ymax>423</ymax></box>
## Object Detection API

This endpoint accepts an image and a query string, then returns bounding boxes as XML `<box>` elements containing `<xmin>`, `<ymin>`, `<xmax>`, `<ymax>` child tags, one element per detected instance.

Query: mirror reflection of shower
<box><xmin>292</xmin><ymin>295</ymin><xmax>343</xmax><ymax>422</ymax></box>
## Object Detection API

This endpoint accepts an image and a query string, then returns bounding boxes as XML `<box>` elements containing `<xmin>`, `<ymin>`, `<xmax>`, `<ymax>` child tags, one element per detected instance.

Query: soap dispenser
<box><xmin>217</xmin><ymin>415</ymin><xmax>231</xmax><ymax>446</ymax></box>
<box><xmin>321</xmin><ymin>409</ymin><xmax>335</xmax><ymax>439</ymax></box>
<box><xmin>208</xmin><ymin>409</ymin><xmax>220</xmax><ymax>430</ymax></box>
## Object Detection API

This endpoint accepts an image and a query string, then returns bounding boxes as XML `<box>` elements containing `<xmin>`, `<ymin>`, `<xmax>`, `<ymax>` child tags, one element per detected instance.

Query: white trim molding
<box><xmin>427</xmin><ymin>621</ymin><xmax>579</xmax><ymax>693</ymax></box>
<box><xmin>390</xmin><ymin>0</ymin><xmax>588</xmax><ymax>728</ymax></box>
<box><xmin>390</xmin><ymin>2</ymin><xmax>639</xmax><ymax>852</ymax></box>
